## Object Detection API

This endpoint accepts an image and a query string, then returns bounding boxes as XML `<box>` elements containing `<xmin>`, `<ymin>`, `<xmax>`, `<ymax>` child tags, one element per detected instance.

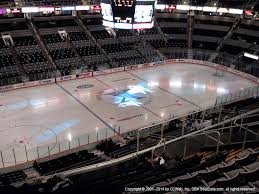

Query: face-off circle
<box><xmin>0</xmin><ymin>124</ymin><xmax>56</xmax><ymax>150</ymax></box>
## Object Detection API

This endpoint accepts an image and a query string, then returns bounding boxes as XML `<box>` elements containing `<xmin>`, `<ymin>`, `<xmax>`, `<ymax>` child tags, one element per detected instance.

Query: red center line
<box><xmin>94</xmin><ymin>77</ymin><xmax>163</xmax><ymax>119</ymax></box>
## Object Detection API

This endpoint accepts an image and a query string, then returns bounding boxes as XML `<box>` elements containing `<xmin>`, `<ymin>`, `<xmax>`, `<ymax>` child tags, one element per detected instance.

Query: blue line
<box><xmin>126</xmin><ymin>71</ymin><xmax>202</xmax><ymax>109</ymax></box>
<box><xmin>56</xmin><ymin>82</ymin><xmax>117</xmax><ymax>134</ymax></box>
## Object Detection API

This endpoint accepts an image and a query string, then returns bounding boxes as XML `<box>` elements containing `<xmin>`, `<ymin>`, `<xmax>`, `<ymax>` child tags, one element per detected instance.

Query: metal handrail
<box><xmin>233</xmin><ymin>118</ymin><xmax>258</xmax><ymax>150</ymax></box>
<box><xmin>183</xmin><ymin>130</ymin><xmax>222</xmax><ymax>157</ymax></box>
<box><xmin>61</xmin><ymin>108</ymin><xmax>259</xmax><ymax>177</ymax></box>
<box><xmin>151</xmin><ymin>138</ymin><xmax>166</xmax><ymax>160</ymax></box>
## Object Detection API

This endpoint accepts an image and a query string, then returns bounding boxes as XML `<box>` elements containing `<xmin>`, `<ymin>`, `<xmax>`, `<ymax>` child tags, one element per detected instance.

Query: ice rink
<box><xmin>0</xmin><ymin>63</ymin><xmax>256</xmax><ymax>167</ymax></box>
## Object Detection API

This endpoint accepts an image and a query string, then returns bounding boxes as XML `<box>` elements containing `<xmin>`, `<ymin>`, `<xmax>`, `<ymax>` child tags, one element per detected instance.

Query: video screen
<box><xmin>101</xmin><ymin>3</ymin><xmax>113</xmax><ymax>22</ymax></box>
<box><xmin>112</xmin><ymin>1</ymin><xmax>135</xmax><ymax>22</ymax></box>
<box><xmin>134</xmin><ymin>5</ymin><xmax>153</xmax><ymax>23</ymax></box>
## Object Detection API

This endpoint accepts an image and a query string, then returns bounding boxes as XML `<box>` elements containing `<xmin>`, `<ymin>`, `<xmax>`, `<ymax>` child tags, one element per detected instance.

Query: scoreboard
<box><xmin>101</xmin><ymin>0</ymin><xmax>155</xmax><ymax>29</ymax></box>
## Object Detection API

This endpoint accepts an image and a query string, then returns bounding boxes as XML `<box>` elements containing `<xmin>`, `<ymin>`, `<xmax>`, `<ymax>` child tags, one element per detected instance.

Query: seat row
<box><xmin>33</xmin><ymin>150</ymin><xmax>103</xmax><ymax>175</ymax></box>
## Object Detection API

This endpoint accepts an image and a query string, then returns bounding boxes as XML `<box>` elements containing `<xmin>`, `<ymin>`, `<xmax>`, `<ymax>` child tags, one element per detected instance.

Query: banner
<box><xmin>0</xmin><ymin>85</ymin><xmax>15</xmax><ymax>92</ymax></box>
<box><xmin>78</xmin><ymin>71</ymin><xmax>93</xmax><ymax>78</ymax></box>
<box><xmin>39</xmin><ymin>78</ymin><xmax>55</xmax><ymax>85</ymax></box>
<box><xmin>56</xmin><ymin>75</ymin><xmax>77</xmax><ymax>82</ymax></box>
<box><xmin>93</xmin><ymin>67</ymin><xmax>125</xmax><ymax>76</ymax></box>
<box><xmin>125</xmin><ymin>64</ymin><xmax>140</xmax><ymax>70</ymax></box>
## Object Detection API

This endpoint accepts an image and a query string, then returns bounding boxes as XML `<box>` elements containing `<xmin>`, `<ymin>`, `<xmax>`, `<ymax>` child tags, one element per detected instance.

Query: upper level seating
<box><xmin>147</xmin><ymin>39</ymin><xmax>166</xmax><ymax>49</ymax></box>
<box><xmin>0</xmin><ymin>55</ymin><xmax>20</xmax><ymax>81</ymax></box>
<box><xmin>13</xmin><ymin>36</ymin><xmax>37</xmax><ymax>47</ymax></box>
<box><xmin>231</xmin><ymin>33</ymin><xmax>258</xmax><ymax>44</ymax></box>
<box><xmin>33</xmin><ymin>150</ymin><xmax>103</xmax><ymax>175</ymax></box>
<box><xmin>218</xmin><ymin>0</ymin><xmax>245</xmax><ymax>8</ymax></box>
<box><xmin>157</xmin><ymin>17</ymin><xmax>188</xmax><ymax>45</ymax></box>
<box><xmin>34</xmin><ymin>19</ymin><xmax>77</xmax><ymax>28</ymax></box>
<box><xmin>0</xmin><ymin>170</ymin><xmax>26</xmax><ymax>186</ymax></box>
<box><xmin>91</xmin><ymin>30</ymin><xmax>111</xmax><ymax>39</ymax></box>
<box><xmin>102</xmin><ymin>43</ymin><xmax>132</xmax><ymax>53</ymax></box>
<box><xmin>0</xmin><ymin>39</ymin><xmax>8</xmax><ymax>49</ymax></box>
<box><xmin>114</xmin><ymin>29</ymin><xmax>133</xmax><ymax>37</ymax></box>
<box><xmin>157</xmin><ymin>17</ymin><xmax>188</xmax><ymax>23</ymax></box>
<box><xmin>50</xmin><ymin>48</ymin><xmax>76</xmax><ymax>60</ymax></box>
<box><xmin>83</xmin><ymin>18</ymin><xmax>103</xmax><ymax>26</ymax></box>
<box><xmin>166</xmin><ymin>39</ymin><xmax>187</xmax><ymax>48</ymax></box>
<box><xmin>221</xmin><ymin>44</ymin><xmax>246</xmax><ymax>55</ymax></box>
<box><xmin>161</xmin><ymin>27</ymin><xmax>187</xmax><ymax>35</ymax></box>
<box><xmin>18</xmin><ymin>52</ymin><xmax>47</xmax><ymax>65</ymax></box>
<box><xmin>68</xmin><ymin>32</ymin><xmax>88</xmax><ymax>41</ymax></box>
<box><xmin>195</xmin><ymin>18</ymin><xmax>234</xmax><ymax>27</ymax></box>
<box><xmin>76</xmin><ymin>46</ymin><xmax>102</xmax><ymax>56</ymax></box>
<box><xmin>193</xmin><ymin>28</ymin><xmax>227</xmax><ymax>38</ymax></box>
<box><xmin>0</xmin><ymin>55</ymin><xmax>16</xmax><ymax>67</ymax></box>
<box><xmin>113</xmin><ymin>55</ymin><xmax>146</xmax><ymax>67</ymax></box>
<box><xmin>193</xmin><ymin>41</ymin><xmax>218</xmax><ymax>50</ymax></box>
<box><xmin>239</xmin><ymin>23</ymin><xmax>259</xmax><ymax>31</ymax></box>
<box><xmin>0</xmin><ymin>66</ymin><xmax>20</xmax><ymax>79</ymax></box>
<box><xmin>42</xmin><ymin>34</ymin><xmax>65</xmax><ymax>44</ymax></box>
<box><xmin>137</xmin><ymin>28</ymin><xmax>158</xmax><ymax>35</ymax></box>
<box><xmin>0</xmin><ymin>22</ymin><xmax>28</xmax><ymax>32</ymax></box>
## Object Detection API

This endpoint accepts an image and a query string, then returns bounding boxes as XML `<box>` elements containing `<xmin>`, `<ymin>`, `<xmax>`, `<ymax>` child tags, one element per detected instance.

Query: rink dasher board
<box><xmin>1</xmin><ymin>59</ymin><xmax>259</xmax><ymax>92</ymax></box>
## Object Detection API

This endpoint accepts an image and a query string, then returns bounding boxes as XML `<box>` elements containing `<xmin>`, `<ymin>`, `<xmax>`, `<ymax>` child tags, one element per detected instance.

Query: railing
<box><xmin>215</xmin><ymin>85</ymin><xmax>259</xmax><ymax>106</ymax></box>
<box><xmin>0</xmin><ymin>126</ymin><xmax>116</xmax><ymax>168</ymax></box>
<box><xmin>61</xmin><ymin>108</ymin><xmax>259</xmax><ymax>177</ymax></box>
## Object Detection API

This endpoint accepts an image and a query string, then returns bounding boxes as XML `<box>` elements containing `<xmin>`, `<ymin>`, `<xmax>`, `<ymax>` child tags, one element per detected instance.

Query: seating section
<box><xmin>0</xmin><ymin>55</ymin><xmax>16</xmax><ymax>67</ymax></box>
<box><xmin>102</xmin><ymin>43</ymin><xmax>132</xmax><ymax>53</ymax></box>
<box><xmin>34</xmin><ymin>19</ymin><xmax>77</xmax><ymax>28</ymax></box>
<box><xmin>19</xmin><ymin>52</ymin><xmax>47</xmax><ymax>65</ymax></box>
<box><xmin>42</xmin><ymin>34</ymin><xmax>65</xmax><ymax>44</ymax></box>
<box><xmin>0</xmin><ymin>170</ymin><xmax>26</xmax><ymax>186</ymax></box>
<box><xmin>13</xmin><ymin>36</ymin><xmax>37</xmax><ymax>47</ymax></box>
<box><xmin>67</xmin><ymin>146</ymin><xmax>259</xmax><ymax>193</ymax></box>
<box><xmin>0</xmin><ymin>55</ymin><xmax>21</xmax><ymax>85</ymax></box>
<box><xmin>114</xmin><ymin>29</ymin><xmax>133</xmax><ymax>37</ymax></box>
<box><xmin>147</xmin><ymin>39</ymin><xmax>166</xmax><ymax>49</ymax></box>
<box><xmin>137</xmin><ymin>28</ymin><xmax>158</xmax><ymax>35</ymax></box>
<box><xmin>82</xmin><ymin>17</ymin><xmax>103</xmax><ymax>26</ymax></box>
<box><xmin>97</xmin><ymin>138</ymin><xmax>157</xmax><ymax>159</ymax></box>
<box><xmin>221</xmin><ymin>44</ymin><xmax>246</xmax><ymax>55</ymax></box>
<box><xmin>50</xmin><ymin>48</ymin><xmax>76</xmax><ymax>60</ymax></box>
<box><xmin>166</xmin><ymin>39</ymin><xmax>187</xmax><ymax>48</ymax></box>
<box><xmin>18</xmin><ymin>52</ymin><xmax>49</xmax><ymax>77</ymax></box>
<box><xmin>76</xmin><ymin>46</ymin><xmax>102</xmax><ymax>56</ymax></box>
<box><xmin>0</xmin><ymin>14</ymin><xmax>258</xmax><ymax>88</ymax></box>
<box><xmin>68</xmin><ymin>32</ymin><xmax>88</xmax><ymax>41</ymax></box>
<box><xmin>193</xmin><ymin>41</ymin><xmax>218</xmax><ymax>50</ymax></box>
<box><xmin>0</xmin><ymin>22</ymin><xmax>28</xmax><ymax>32</ymax></box>
<box><xmin>218</xmin><ymin>0</ymin><xmax>245</xmax><ymax>8</ymax></box>
<box><xmin>0</xmin><ymin>39</ymin><xmax>7</xmax><ymax>49</ymax></box>
<box><xmin>91</xmin><ymin>30</ymin><xmax>111</xmax><ymax>39</ymax></box>
<box><xmin>33</xmin><ymin>150</ymin><xmax>103</xmax><ymax>175</ymax></box>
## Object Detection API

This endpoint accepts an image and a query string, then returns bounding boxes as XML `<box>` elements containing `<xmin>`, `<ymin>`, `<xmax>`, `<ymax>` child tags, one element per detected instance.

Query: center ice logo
<box><xmin>98</xmin><ymin>83</ymin><xmax>152</xmax><ymax>107</ymax></box>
